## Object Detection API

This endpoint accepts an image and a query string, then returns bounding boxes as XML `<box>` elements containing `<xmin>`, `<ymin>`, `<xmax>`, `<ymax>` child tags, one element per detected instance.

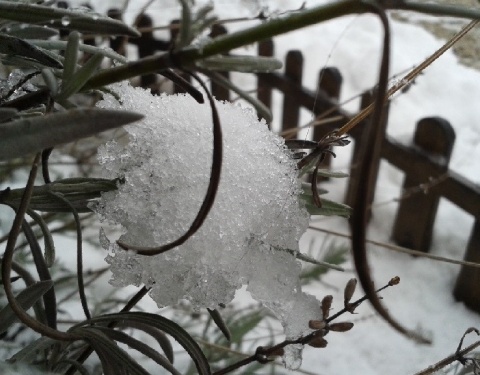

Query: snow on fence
<box><xmin>83</xmin><ymin>8</ymin><xmax>480</xmax><ymax>312</ymax></box>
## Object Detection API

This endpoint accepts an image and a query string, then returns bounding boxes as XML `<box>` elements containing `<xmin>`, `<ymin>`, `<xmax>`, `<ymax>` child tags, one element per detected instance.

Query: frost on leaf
<box><xmin>92</xmin><ymin>83</ymin><xmax>321</xmax><ymax>362</ymax></box>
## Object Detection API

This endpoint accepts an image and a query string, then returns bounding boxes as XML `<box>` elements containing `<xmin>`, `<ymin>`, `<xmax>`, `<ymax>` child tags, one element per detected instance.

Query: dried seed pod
<box><xmin>321</xmin><ymin>295</ymin><xmax>333</xmax><ymax>319</ymax></box>
<box><xmin>389</xmin><ymin>276</ymin><xmax>400</xmax><ymax>286</ymax></box>
<box><xmin>329</xmin><ymin>322</ymin><xmax>354</xmax><ymax>332</ymax></box>
<box><xmin>308</xmin><ymin>336</ymin><xmax>328</xmax><ymax>348</ymax></box>
<box><xmin>309</xmin><ymin>320</ymin><xmax>326</xmax><ymax>330</ymax></box>
<box><xmin>344</xmin><ymin>278</ymin><xmax>357</xmax><ymax>304</ymax></box>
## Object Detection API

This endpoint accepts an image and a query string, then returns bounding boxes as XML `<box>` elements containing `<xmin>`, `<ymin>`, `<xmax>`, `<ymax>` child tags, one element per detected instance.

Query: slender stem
<box><xmin>414</xmin><ymin>339</ymin><xmax>480</xmax><ymax>375</ymax></box>
<box><xmin>48</xmin><ymin>191</ymin><xmax>91</xmax><ymax>321</ymax></box>
<box><xmin>83</xmin><ymin>0</ymin><xmax>366</xmax><ymax>90</ymax></box>
<box><xmin>213</xmin><ymin>278</ymin><xmax>398</xmax><ymax>375</ymax></box>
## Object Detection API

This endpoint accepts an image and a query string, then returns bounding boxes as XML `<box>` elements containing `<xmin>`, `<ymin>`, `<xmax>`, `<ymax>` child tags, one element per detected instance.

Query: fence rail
<box><xmin>74</xmin><ymin>7</ymin><xmax>480</xmax><ymax>312</ymax></box>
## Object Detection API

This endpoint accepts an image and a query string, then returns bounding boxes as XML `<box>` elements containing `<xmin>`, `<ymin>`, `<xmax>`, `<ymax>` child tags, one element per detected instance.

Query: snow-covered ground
<box><xmin>3</xmin><ymin>1</ymin><xmax>480</xmax><ymax>374</ymax></box>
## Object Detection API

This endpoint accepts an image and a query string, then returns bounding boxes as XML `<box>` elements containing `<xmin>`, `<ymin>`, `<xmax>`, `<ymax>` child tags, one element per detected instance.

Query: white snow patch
<box><xmin>92</xmin><ymin>82</ymin><xmax>321</xmax><ymax>367</ymax></box>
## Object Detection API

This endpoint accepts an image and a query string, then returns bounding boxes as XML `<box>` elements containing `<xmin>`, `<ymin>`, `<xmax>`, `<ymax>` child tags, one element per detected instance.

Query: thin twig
<box><xmin>308</xmin><ymin>226</ymin><xmax>480</xmax><ymax>269</ymax></box>
<box><xmin>335</xmin><ymin>19</ymin><xmax>479</xmax><ymax>137</ymax></box>
<box><xmin>415</xmin><ymin>339</ymin><xmax>480</xmax><ymax>375</ymax></box>
<box><xmin>213</xmin><ymin>278</ymin><xmax>399</xmax><ymax>375</ymax></box>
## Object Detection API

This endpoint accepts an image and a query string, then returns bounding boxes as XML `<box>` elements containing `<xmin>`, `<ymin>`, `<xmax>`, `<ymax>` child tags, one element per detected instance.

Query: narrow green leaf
<box><xmin>41</xmin><ymin>68</ymin><xmax>58</xmax><ymax>97</ymax></box>
<box><xmin>300</xmin><ymin>194</ymin><xmax>352</xmax><ymax>218</ymax></box>
<box><xmin>0</xmin><ymin>1</ymin><xmax>140</xmax><ymax>37</ymax></box>
<box><xmin>5</xmin><ymin>25</ymin><xmax>58</xmax><ymax>39</ymax></box>
<box><xmin>315</xmin><ymin>169</ymin><xmax>349</xmax><ymax>178</ymax></box>
<box><xmin>73</xmin><ymin>327</ymin><xmax>151</xmax><ymax>375</ymax></box>
<box><xmin>207</xmin><ymin>308</ymin><xmax>231</xmax><ymax>341</ymax></box>
<box><xmin>21</xmin><ymin>219</ymin><xmax>57</xmax><ymax>329</ymax></box>
<box><xmin>77</xmin><ymin>312</ymin><xmax>211</xmax><ymax>375</ymax></box>
<box><xmin>301</xmin><ymin>244</ymin><xmax>348</xmax><ymax>284</ymax></box>
<box><xmin>58</xmin><ymin>53</ymin><xmax>103</xmax><ymax>99</ymax></box>
<box><xmin>0</xmin><ymin>280</ymin><xmax>53</xmax><ymax>335</ymax></box>
<box><xmin>2</xmin><ymin>178</ymin><xmax>119</xmax><ymax>212</ymax></box>
<box><xmin>197</xmin><ymin>55</ymin><xmax>282</xmax><ymax>73</ymax></box>
<box><xmin>295</xmin><ymin>251</ymin><xmax>344</xmax><ymax>271</ymax></box>
<box><xmin>116</xmin><ymin>320</ymin><xmax>174</xmax><ymax>364</ymax></box>
<box><xmin>0</xmin><ymin>33</ymin><xmax>62</xmax><ymax>69</ymax></box>
<box><xmin>52</xmin><ymin>359</ymin><xmax>90</xmax><ymax>375</ymax></box>
<box><xmin>27</xmin><ymin>209</ymin><xmax>56</xmax><ymax>267</ymax></box>
<box><xmin>62</xmin><ymin>31</ymin><xmax>80</xmax><ymax>82</ymax></box>
<box><xmin>7</xmin><ymin>336</ymin><xmax>58</xmax><ymax>364</ymax></box>
<box><xmin>29</xmin><ymin>39</ymin><xmax>128</xmax><ymax>64</ymax></box>
<box><xmin>0</xmin><ymin>108</ymin><xmax>143</xmax><ymax>160</ymax></box>
<box><xmin>93</xmin><ymin>327</ymin><xmax>182</xmax><ymax>375</ymax></box>
<box><xmin>178</xmin><ymin>0</ymin><xmax>192</xmax><ymax>48</ymax></box>
<box><xmin>193</xmin><ymin>4</ymin><xmax>215</xmax><ymax>23</ymax></box>
<box><xmin>301</xmin><ymin>182</ymin><xmax>328</xmax><ymax>196</ymax></box>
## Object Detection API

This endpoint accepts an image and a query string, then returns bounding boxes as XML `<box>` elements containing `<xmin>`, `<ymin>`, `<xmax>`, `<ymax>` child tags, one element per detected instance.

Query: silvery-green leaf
<box><xmin>27</xmin><ymin>209</ymin><xmax>56</xmax><ymax>267</ymax></box>
<box><xmin>197</xmin><ymin>55</ymin><xmax>282</xmax><ymax>73</ymax></box>
<box><xmin>301</xmin><ymin>194</ymin><xmax>352</xmax><ymax>218</ymax></box>
<box><xmin>30</xmin><ymin>39</ymin><xmax>127</xmax><ymax>64</ymax></box>
<box><xmin>58</xmin><ymin>53</ymin><xmax>103</xmax><ymax>99</ymax></box>
<box><xmin>0</xmin><ymin>1</ymin><xmax>140</xmax><ymax>37</ymax></box>
<box><xmin>6</xmin><ymin>25</ymin><xmax>58</xmax><ymax>39</ymax></box>
<box><xmin>0</xmin><ymin>33</ymin><xmax>62</xmax><ymax>69</ymax></box>
<box><xmin>62</xmin><ymin>31</ymin><xmax>80</xmax><ymax>82</ymax></box>
<box><xmin>316</xmin><ymin>169</ymin><xmax>349</xmax><ymax>178</ymax></box>
<box><xmin>92</xmin><ymin>327</ymin><xmax>181</xmax><ymax>375</ymax></box>
<box><xmin>7</xmin><ymin>336</ymin><xmax>58</xmax><ymax>364</ymax></box>
<box><xmin>79</xmin><ymin>312</ymin><xmax>211</xmax><ymax>375</ymax></box>
<box><xmin>0</xmin><ymin>109</ymin><xmax>143</xmax><ymax>160</ymax></box>
<box><xmin>301</xmin><ymin>182</ymin><xmax>328</xmax><ymax>196</ymax></box>
<box><xmin>41</xmin><ymin>68</ymin><xmax>58</xmax><ymax>96</ymax></box>
<box><xmin>3</xmin><ymin>178</ymin><xmax>118</xmax><ymax>213</ymax></box>
<box><xmin>0</xmin><ymin>280</ymin><xmax>53</xmax><ymax>335</ymax></box>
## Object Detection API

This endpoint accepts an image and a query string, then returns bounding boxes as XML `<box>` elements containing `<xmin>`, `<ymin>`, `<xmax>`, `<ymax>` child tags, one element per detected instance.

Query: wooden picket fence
<box><xmin>90</xmin><ymin>9</ymin><xmax>480</xmax><ymax>312</ymax></box>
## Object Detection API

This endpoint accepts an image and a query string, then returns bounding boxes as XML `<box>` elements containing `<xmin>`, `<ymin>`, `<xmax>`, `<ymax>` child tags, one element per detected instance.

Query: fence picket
<box><xmin>209</xmin><ymin>24</ymin><xmax>230</xmax><ymax>101</ymax></box>
<box><xmin>257</xmin><ymin>39</ymin><xmax>274</xmax><ymax>124</ymax></box>
<box><xmin>392</xmin><ymin>117</ymin><xmax>455</xmax><ymax>252</ymax></box>
<box><xmin>281</xmin><ymin>50</ymin><xmax>303</xmax><ymax>138</ymax></box>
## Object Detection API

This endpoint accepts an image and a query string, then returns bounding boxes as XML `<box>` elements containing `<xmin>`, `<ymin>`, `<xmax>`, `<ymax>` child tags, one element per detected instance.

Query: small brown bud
<box><xmin>321</xmin><ymin>295</ymin><xmax>333</xmax><ymax>319</ymax></box>
<box><xmin>344</xmin><ymin>278</ymin><xmax>357</xmax><ymax>304</ymax></box>
<box><xmin>308</xmin><ymin>336</ymin><xmax>328</xmax><ymax>348</ymax></box>
<box><xmin>309</xmin><ymin>320</ymin><xmax>326</xmax><ymax>330</ymax></box>
<box><xmin>389</xmin><ymin>276</ymin><xmax>400</xmax><ymax>286</ymax></box>
<box><xmin>329</xmin><ymin>322</ymin><xmax>354</xmax><ymax>332</ymax></box>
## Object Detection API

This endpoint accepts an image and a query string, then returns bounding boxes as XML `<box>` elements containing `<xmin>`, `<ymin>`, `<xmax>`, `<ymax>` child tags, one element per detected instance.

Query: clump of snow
<box><xmin>92</xmin><ymin>82</ymin><xmax>320</xmax><ymax>366</ymax></box>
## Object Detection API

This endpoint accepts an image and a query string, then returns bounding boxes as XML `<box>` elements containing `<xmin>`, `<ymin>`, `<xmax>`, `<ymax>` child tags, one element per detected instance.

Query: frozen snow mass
<box><xmin>93</xmin><ymin>82</ymin><xmax>321</xmax><ymax>364</ymax></box>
